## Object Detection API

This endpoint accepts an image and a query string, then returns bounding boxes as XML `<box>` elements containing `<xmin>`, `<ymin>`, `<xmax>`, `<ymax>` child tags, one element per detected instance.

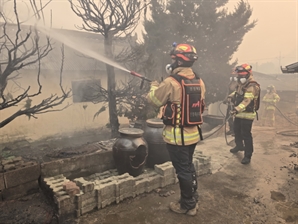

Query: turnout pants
<box><xmin>166</xmin><ymin>143</ymin><xmax>197</xmax><ymax>210</ymax></box>
<box><xmin>234</xmin><ymin>117</ymin><xmax>254</xmax><ymax>158</ymax></box>
<box><xmin>226</xmin><ymin>105</ymin><xmax>234</xmax><ymax>132</ymax></box>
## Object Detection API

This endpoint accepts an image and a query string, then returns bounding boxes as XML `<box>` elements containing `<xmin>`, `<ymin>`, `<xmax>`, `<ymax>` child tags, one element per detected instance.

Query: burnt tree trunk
<box><xmin>104</xmin><ymin>34</ymin><xmax>120</xmax><ymax>138</ymax></box>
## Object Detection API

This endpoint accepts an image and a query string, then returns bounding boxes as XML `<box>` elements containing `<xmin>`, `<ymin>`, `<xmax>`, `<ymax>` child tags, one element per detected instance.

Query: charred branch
<box><xmin>0</xmin><ymin>0</ymin><xmax>71</xmax><ymax>128</ymax></box>
<box><xmin>68</xmin><ymin>0</ymin><xmax>148</xmax><ymax>38</ymax></box>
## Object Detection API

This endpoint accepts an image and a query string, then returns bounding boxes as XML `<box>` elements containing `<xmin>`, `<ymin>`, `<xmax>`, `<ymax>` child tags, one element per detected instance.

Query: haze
<box><xmin>3</xmin><ymin>0</ymin><xmax>297</xmax><ymax>74</ymax></box>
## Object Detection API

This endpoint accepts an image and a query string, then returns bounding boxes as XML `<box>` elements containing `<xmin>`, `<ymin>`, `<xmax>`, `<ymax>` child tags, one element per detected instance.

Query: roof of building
<box><xmin>280</xmin><ymin>62</ymin><xmax>298</xmax><ymax>73</ymax></box>
<box><xmin>253</xmin><ymin>71</ymin><xmax>297</xmax><ymax>91</ymax></box>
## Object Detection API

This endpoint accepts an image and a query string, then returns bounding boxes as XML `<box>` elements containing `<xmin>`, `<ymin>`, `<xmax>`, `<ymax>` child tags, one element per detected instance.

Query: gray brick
<box><xmin>134</xmin><ymin>174</ymin><xmax>148</xmax><ymax>196</ymax></box>
<box><xmin>146</xmin><ymin>172</ymin><xmax>162</xmax><ymax>192</ymax></box>
<box><xmin>160</xmin><ymin>174</ymin><xmax>175</xmax><ymax>187</ymax></box>
<box><xmin>154</xmin><ymin>162</ymin><xmax>175</xmax><ymax>176</ymax></box>
<box><xmin>80</xmin><ymin>202</ymin><xmax>97</xmax><ymax>215</ymax></box>
<box><xmin>96</xmin><ymin>177</ymin><xmax>117</xmax><ymax>208</ymax></box>
<box><xmin>2</xmin><ymin>180</ymin><xmax>39</xmax><ymax>200</ymax></box>
<box><xmin>4</xmin><ymin>163</ymin><xmax>40</xmax><ymax>188</ymax></box>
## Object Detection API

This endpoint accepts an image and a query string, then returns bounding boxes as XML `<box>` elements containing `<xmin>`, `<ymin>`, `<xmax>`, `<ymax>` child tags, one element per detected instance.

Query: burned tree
<box><xmin>69</xmin><ymin>0</ymin><xmax>147</xmax><ymax>137</ymax></box>
<box><xmin>0</xmin><ymin>0</ymin><xmax>71</xmax><ymax>128</ymax></box>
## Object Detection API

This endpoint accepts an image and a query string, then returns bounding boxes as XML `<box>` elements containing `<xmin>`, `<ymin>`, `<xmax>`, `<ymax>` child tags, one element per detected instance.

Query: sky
<box><xmin>3</xmin><ymin>0</ymin><xmax>298</xmax><ymax>74</ymax></box>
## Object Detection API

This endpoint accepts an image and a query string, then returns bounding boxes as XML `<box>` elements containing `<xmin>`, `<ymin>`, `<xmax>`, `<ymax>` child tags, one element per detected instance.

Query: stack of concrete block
<box><xmin>0</xmin><ymin>157</ymin><xmax>40</xmax><ymax>200</ymax></box>
<box><xmin>193</xmin><ymin>151</ymin><xmax>212</xmax><ymax>176</ymax></box>
<box><xmin>42</xmin><ymin>175</ymin><xmax>75</xmax><ymax>215</ymax></box>
<box><xmin>73</xmin><ymin>177</ymin><xmax>97</xmax><ymax>216</ymax></box>
<box><xmin>40</xmin><ymin>152</ymin><xmax>213</xmax><ymax>220</ymax></box>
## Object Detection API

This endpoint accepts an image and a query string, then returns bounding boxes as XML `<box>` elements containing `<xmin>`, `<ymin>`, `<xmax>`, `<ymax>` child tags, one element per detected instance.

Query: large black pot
<box><xmin>143</xmin><ymin>118</ymin><xmax>170</xmax><ymax>168</ymax></box>
<box><xmin>112</xmin><ymin>128</ymin><xmax>148</xmax><ymax>177</ymax></box>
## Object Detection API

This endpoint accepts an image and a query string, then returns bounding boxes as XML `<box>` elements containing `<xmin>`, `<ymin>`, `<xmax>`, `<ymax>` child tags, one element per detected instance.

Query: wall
<box><xmin>0</xmin><ymin>69</ymin><xmax>131</xmax><ymax>143</ymax></box>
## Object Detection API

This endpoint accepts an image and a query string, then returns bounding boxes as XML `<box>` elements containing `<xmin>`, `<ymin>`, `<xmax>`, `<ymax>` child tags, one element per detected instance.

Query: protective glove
<box><xmin>165</xmin><ymin>64</ymin><xmax>172</xmax><ymax>75</ymax></box>
<box><xmin>223</xmin><ymin>98</ymin><xmax>231</xmax><ymax>104</ymax></box>
<box><xmin>150</xmin><ymin>81</ymin><xmax>159</xmax><ymax>87</ymax></box>
<box><xmin>230</xmin><ymin>108</ymin><xmax>238</xmax><ymax>116</ymax></box>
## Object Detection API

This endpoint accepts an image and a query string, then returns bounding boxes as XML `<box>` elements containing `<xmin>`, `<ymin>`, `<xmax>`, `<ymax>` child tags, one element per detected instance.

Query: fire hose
<box><xmin>130</xmin><ymin>71</ymin><xmax>152</xmax><ymax>89</ymax></box>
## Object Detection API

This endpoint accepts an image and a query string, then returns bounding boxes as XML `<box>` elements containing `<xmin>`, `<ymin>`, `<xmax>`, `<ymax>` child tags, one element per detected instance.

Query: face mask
<box><xmin>165</xmin><ymin>64</ymin><xmax>173</xmax><ymax>74</ymax></box>
<box><xmin>238</xmin><ymin>77</ymin><xmax>247</xmax><ymax>84</ymax></box>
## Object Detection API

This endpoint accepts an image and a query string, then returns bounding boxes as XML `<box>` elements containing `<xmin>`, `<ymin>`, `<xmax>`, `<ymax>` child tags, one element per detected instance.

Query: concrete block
<box><xmin>115</xmin><ymin>173</ymin><xmax>135</xmax><ymax>203</ymax></box>
<box><xmin>134</xmin><ymin>175</ymin><xmax>148</xmax><ymax>196</ymax></box>
<box><xmin>0</xmin><ymin>173</ymin><xmax>5</xmax><ymax>190</ymax></box>
<box><xmin>3</xmin><ymin>163</ymin><xmax>40</xmax><ymax>188</ymax></box>
<box><xmin>76</xmin><ymin>191</ymin><xmax>97</xmax><ymax>209</ymax></box>
<box><xmin>80</xmin><ymin>202</ymin><xmax>97</xmax><ymax>215</ymax></box>
<box><xmin>96</xmin><ymin>171</ymin><xmax>113</xmax><ymax>180</ymax></box>
<box><xmin>117</xmin><ymin>192</ymin><xmax>135</xmax><ymax>203</ymax></box>
<box><xmin>193</xmin><ymin>155</ymin><xmax>211</xmax><ymax>165</ymax></box>
<box><xmin>146</xmin><ymin>172</ymin><xmax>162</xmax><ymax>193</ymax></box>
<box><xmin>40</xmin><ymin>151</ymin><xmax>114</xmax><ymax>178</ymax></box>
<box><xmin>4</xmin><ymin>164</ymin><xmax>16</xmax><ymax>171</ymax></box>
<box><xmin>2</xmin><ymin>180</ymin><xmax>39</xmax><ymax>200</ymax></box>
<box><xmin>160</xmin><ymin>174</ymin><xmax>175</xmax><ymax>187</ymax></box>
<box><xmin>73</xmin><ymin>177</ymin><xmax>95</xmax><ymax>193</ymax></box>
<box><xmin>96</xmin><ymin>177</ymin><xmax>117</xmax><ymax>208</ymax></box>
<box><xmin>55</xmin><ymin>190</ymin><xmax>68</xmax><ymax>197</ymax></box>
<box><xmin>55</xmin><ymin>195</ymin><xmax>75</xmax><ymax>217</ymax></box>
<box><xmin>1</xmin><ymin>159</ymin><xmax>14</xmax><ymax>166</ymax></box>
<box><xmin>154</xmin><ymin>162</ymin><xmax>175</xmax><ymax>176</ymax></box>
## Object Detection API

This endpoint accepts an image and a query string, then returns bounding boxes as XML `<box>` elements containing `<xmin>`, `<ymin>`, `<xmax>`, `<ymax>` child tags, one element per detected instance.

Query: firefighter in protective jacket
<box><xmin>227</xmin><ymin>64</ymin><xmax>260</xmax><ymax>165</ymax></box>
<box><xmin>261</xmin><ymin>85</ymin><xmax>280</xmax><ymax>127</ymax></box>
<box><xmin>146</xmin><ymin>43</ymin><xmax>206</xmax><ymax>216</ymax></box>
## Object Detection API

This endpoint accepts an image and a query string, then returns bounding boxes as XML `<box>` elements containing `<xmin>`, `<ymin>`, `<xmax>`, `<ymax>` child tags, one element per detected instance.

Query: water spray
<box><xmin>34</xmin><ymin>24</ymin><xmax>152</xmax><ymax>88</ymax></box>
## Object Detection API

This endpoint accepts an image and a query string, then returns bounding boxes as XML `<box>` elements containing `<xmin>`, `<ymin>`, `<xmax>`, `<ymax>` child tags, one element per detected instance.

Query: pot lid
<box><xmin>118</xmin><ymin>128</ymin><xmax>144</xmax><ymax>137</ymax></box>
<box><xmin>146</xmin><ymin>118</ymin><xmax>164</xmax><ymax>128</ymax></box>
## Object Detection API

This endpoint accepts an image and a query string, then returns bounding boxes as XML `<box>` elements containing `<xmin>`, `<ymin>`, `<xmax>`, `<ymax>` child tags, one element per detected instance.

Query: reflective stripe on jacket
<box><xmin>228</xmin><ymin>75</ymin><xmax>260</xmax><ymax>120</ymax></box>
<box><xmin>262</xmin><ymin>93</ymin><xmax>280</xmax><ymax>110</ymax></box>
<box><xmin>146</xmin><ymin>67</ymin><xmax>206</xmax><ymax>145</ymax></box>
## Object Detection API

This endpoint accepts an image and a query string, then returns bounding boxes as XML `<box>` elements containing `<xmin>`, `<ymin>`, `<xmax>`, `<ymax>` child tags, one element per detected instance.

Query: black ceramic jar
<box><xmin>112</xmin><ymin>128</ymin><xmax>148</xmax><ymax>177</ymax></box>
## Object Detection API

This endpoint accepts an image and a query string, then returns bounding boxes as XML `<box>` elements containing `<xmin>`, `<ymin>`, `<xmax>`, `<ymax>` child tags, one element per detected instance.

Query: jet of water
<box><xmin>36</xmin><ymin>25</ymin><xmax>131</xmax><ymax>73</ymax></box>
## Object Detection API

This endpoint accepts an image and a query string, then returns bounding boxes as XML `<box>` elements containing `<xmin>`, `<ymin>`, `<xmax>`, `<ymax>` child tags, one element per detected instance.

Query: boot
<box><xmin>241</xmin><ymin>157</ymin><xmax>251</xmax><ymax>164</ymax></box>
<box><xmin>230</xmin><ymin>146</ymin><xmax>244</xmax><ymax>153</ymax></box>
<box><xmin>169</xmin><ymin>202</ymin><xmax>197</xmax><ymax>216</ymax></box>
<box><xmin>178</xmin><ymin>178</ymin><xmax>196</xmax><ymax>211</ymax></box>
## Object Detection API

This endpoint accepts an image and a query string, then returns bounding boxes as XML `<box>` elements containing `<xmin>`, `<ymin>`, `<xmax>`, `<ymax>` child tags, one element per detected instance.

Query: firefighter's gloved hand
<box><xmin>150</xmin><ymin>81</ymin><xmax>159</xmax><ymax>87</ymax></box>
<box><xmin>230</xmin><ymin>108</ymin><xmax>238</xmax><ymax>116</ymax></box>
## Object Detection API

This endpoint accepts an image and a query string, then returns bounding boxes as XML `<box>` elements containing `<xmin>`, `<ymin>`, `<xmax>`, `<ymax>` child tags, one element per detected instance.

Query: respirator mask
<box><xmin>165</xmin><ymin>60</ymin><xmax>179</xmax><ymax>75</ymax></box>
<box><xmin>238</xmin><ymin>77</ymin><xmax>247</xmax><ymax>84</ymax></box>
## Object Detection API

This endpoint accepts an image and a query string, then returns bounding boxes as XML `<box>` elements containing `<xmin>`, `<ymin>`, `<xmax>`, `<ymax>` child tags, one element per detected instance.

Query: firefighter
<box><xmin>146</xmin><ymin>43</ymin><xmax>206</xmax><ymax>216</ymax></box>
<box><xmin>261</xmin><ymin>85</ymin><xmax>280</xmax><ymax>127</ymax></box>
<box><xmin>227</xmin><ymin>64</ymin><xmax>260</xmax><ymax>165</ymax></box>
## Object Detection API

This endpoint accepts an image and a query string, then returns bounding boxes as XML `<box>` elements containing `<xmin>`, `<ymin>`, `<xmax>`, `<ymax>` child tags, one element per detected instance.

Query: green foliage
<box><xmin>143</xmin><ymin>0</ymin><xmax>257</xmax><ymax>103</ymax></box>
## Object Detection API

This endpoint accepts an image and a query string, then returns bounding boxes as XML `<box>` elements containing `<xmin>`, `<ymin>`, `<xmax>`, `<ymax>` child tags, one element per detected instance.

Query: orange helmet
<box><xmin>235</xmin><ymin>64</ymin><xmax>252</xmax><ymax>76</ymax></box>
<box><xmin>170</xmin><ymin>43</ymin><xmax>198</xmax><ymax>62</ymax></box>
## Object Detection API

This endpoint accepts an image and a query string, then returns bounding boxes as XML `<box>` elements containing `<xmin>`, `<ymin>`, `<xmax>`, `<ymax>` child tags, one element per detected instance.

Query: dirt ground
<box><xmin>0</xmin><ymin>114</ymin><xmax>297</xmax><ymax>224</ymax></box>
